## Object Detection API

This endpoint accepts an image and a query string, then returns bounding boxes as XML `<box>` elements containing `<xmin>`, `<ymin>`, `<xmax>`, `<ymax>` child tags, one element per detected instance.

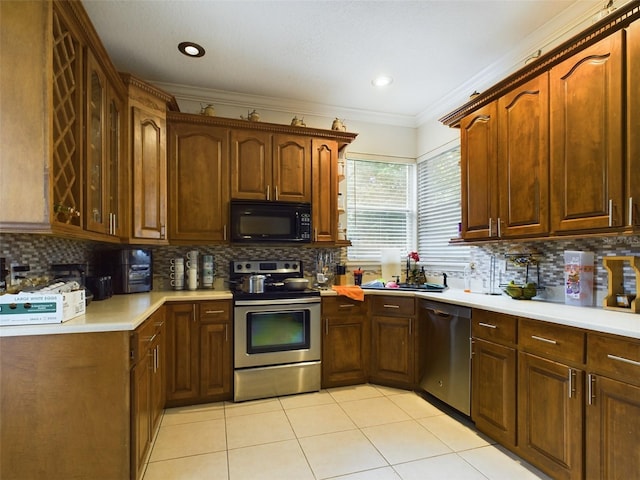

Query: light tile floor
<box><xmin>142</xmin><ymin>384</ymin><xmax>552</xmax><ymax>480</ymax></box>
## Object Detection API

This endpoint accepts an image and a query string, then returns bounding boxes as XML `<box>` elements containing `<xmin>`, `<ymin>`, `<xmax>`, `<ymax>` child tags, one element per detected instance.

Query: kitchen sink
<box><xmin>361</xmin><ymin>283</ymin><xmax>448</xmax><ymax>293</ymax></box>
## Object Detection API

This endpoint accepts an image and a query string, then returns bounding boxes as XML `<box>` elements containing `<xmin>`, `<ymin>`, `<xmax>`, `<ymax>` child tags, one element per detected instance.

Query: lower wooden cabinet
<box><xmin>131</xmin><ymin>307</ymin><xmax>165</xmax><ymax>480</ymax></box>
<box><xmin>369</xmin><ymin>296</ymin><xmax>417</xmax><ymax>389</ymax></box>
<box><xmin>585</xmin><ymin>332</ymin><xmax>640</xmax><ymax>479</ymax></box>
<box><xmin>471</xmin><ymin>310</ymin><xmax>517</xmax><ymax>448</ymax></box>
<box><xmin>517</xmin><ymin>352</ymin><xmax>584</xmax><ymax>480</ymax></box>
<box><xmin>165</xmin><ymin>301</ymin><xmax>232</xmax><ymax>406</ymax></box>
<box><xmin>321</xmin><ymin>296</ymin><xmax>369</xmax><ymax>388</ymax></box>
<box><xmin>472</xmin><ymin>338</ymin><xmax>516</xmax><ymax>447</ymax></box>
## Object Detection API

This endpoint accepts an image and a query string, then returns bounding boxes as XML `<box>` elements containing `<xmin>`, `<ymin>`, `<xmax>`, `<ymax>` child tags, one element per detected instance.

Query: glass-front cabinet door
<box><xmin>85</xmin><ymin>50</ymin><xmax>122</xmax><ymax>237</ymax></box>
<box><xmin>85</xmin><ymin>51</ymin><xmax>106</xmax><ymax>234</ymax></box>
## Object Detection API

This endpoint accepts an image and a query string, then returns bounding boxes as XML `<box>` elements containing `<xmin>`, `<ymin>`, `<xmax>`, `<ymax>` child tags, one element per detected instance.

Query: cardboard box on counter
<box><xmin>0</xmin><ymin>290</ymin><xmax>86</xmax><ymax>325</ymax></box>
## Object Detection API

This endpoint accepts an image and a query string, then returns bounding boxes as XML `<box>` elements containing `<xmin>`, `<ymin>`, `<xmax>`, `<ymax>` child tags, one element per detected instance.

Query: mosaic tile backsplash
<box><xmin>1</xmin><ymin>233</ymin><xmax>638</xmax><ymax>305</ymax></box>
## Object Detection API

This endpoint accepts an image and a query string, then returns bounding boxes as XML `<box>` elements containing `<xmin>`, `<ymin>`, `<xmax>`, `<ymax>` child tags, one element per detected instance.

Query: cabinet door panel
<box><xmin>273</xmin><ymin>135</ymin><xmax>311</xmax><ymax>202</ymax></box>
<box><xmin>132</xmin><ymin>107</ymin><xmax>167</xmax><ymax>240</ymax></box>
<box><xmin>472</xmin><ymin>339</ymin><xmax>516</xmax><ymax>447</ymax></box>
<box><xmin>460</xmin><ymin>102</ymin><xmax>498</xmax><ymax>239</ymax></box>
<box><xmin>132</xmin><ymin>354</ymin><xmax>151</xmax><ymax>480</ymax></box>
<box><xmin>311</xmin><ymin>139</ymin><xmax>338</xmax><ymax>243</ymax></box>
<box><xmin>168</xmin><ymin>123</ymin><xmax>229</xmax><ymax>242</ymax></box>
<box><xmin>586</xmin><ymin>375</ymin><xmax>640</xmax><ymax>479</ymax></box>
<box><xmin>498</xmin><ymin>74</ymin><xmax>549</xmax><ymax>237</ymax></box>
<box><xmin>322</xmin><ymin>319</ymin><xmax>367</xmax><ymax>387</ymax></box>
<box><xmin>231</xmin><ymin>130</ymin><xmax>271</xmax><ymax>200</ymax></box>
<box><xmin>165</xmin><ymin>304</ymin><xmax>199</xmax><ymax>402</ymax></box>
<box><xmin>370</xmin><ymin>316</ymin><xmax>413</xmax><ymax>386</ymax></box>
<box><xmin>518</xmin><ymin>352</ymin><xmax>583</xmax><ymax>480</ymax></box>
<box><xmin>200</xmin><ymin>322</ymin><xmax>232</xmax><ymax>399</ymax></box>
<box><xmin>550</xmin><ymin>32</ymin><xmax>623</xmax><ymax>233</ymax></box>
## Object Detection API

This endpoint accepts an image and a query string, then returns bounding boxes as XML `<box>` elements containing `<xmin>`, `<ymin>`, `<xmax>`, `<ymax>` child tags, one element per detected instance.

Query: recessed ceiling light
<box><xmin>178</xmin><ymin>41</ymin><xmax>205</xmax><ymax>58</ymax></box>
<box><xmin>372</xmin><ymin>75</ymin><xmax>393</xmax><ymax>87</ymax></box>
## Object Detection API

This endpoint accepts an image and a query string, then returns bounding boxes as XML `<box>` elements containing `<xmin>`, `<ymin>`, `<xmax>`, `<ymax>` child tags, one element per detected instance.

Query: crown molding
<box><xmin>151</xmin><ymin>81</ymin><xmax>418</xmax><ymax>128</ymax></box>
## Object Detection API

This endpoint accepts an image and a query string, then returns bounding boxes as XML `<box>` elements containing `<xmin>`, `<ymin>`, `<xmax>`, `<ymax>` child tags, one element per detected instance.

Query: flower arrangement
<box><xmin>406</xmin><ymin>251</ymin><xmax>425</xmax><ymax>285</ymax></box>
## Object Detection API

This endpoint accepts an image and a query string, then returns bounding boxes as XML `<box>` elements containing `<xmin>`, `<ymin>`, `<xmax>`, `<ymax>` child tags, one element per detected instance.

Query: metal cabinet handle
<box><xmin>224</xmin><ymin>225</ymin><xmax>227</xmax><ymax>241</ymax></box>
<box><xmin>146</xmin><ymin>333</ymin><xmax>157</xmax><ymax>344</ymax></box>
<box><xmin>497</xmin><ymin>217</ymin><xmax>502</xmax><ymax>238</ymax></box>
<box><xmin>225</xmin><ymin>324</ymin><xmax>228</xmax><ymax>342</ymax></box>
<box><xmin>608</xmin><ymin>199</ymin><xmax>613</xmax><ymax>226</ymax></box>
<box><xmin>489</xmin><ymin>218</ymin><xmax>493</xmax><ymax>236</ymax></box>
<box><xmin>266</xmin><ymin>185</ymin><xmax>270</xmax><ymax>200</ymax></box>
<box><xmin>160</xmin><ymin>224</ymin><xmax>166</xmax><ymax>239</ymax></box>
<box><xmin>205</xmin><ymin>310</ymin><xmax>225</xmax><ymax>314</ymax></box>
<box><xmin>409</xmin><ymin>318</ymin><xmax>412</xmax><ymax>336</ymax></box>
<box><xmin>478</xmin><ymin>322</ymin><xmax>497</xmax><ymax>329</ymax></box>
<box><xmin>568</xmin><ymin>368</ymin><xmax>575</xmax><ymax>398</ymax></box>
<box><xmin>192</xmin><ymin>305</ymin><xmax>196</xmax><ymax>322</ymax></box>
<box><xmin>531</xmin><ymin>335</ymin><xmax>557</xmax><ymax>345</ymax></box>
<box><xmin>587</xmin><ymin>373</ymin><xmax>596</xmax><ymax>405</ymax></box>
<box><xmin>275</xmin><ymin>185</ymin><xmax>279</xmax><ymax>201</ymax></box>
<box><xmin>629</xmin><ymin>197</ymin><xmax>634</xmax><ymax>227</ymax></box>
<box><xmin>607</xmin><ymin>354</ymin><xmax>640</xmax><ymax>367</ymax></box>
<box><xmin>339</xmin><ymin>304</ymin><xmax>355</xmax><ymax>308</ymax></box>
<box><xmin>383</xmin><ymin>304</ymin><xmax>400</xmax><ymax>309</ymax></box>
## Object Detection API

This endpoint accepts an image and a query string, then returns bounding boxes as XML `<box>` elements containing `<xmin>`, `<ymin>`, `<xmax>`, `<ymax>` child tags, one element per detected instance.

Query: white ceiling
<box><xmin>83</xmin><ymin>0</ymin><xmax>607</xmax><ymax>125</ymax></box>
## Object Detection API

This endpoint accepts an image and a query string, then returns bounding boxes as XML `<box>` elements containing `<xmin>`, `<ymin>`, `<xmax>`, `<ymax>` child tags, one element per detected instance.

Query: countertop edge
<box><xmin>2</xmin><ymin>288</ymin><xmax>638</xmax><ymax>340</ymax></box>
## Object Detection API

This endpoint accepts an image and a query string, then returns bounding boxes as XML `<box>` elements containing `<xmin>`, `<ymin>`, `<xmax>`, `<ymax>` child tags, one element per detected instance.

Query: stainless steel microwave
<box><xmin>230</xmin><ymin>200</ymin><xmax>312</xmax><ymax>243</ymax></box>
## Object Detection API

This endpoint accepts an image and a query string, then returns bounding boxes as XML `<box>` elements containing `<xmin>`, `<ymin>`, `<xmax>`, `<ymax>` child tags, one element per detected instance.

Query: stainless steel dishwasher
<box><xmin>419</xmin><ymin>299</ymin><xmax>472</xmax><ymax>415</ymax></box>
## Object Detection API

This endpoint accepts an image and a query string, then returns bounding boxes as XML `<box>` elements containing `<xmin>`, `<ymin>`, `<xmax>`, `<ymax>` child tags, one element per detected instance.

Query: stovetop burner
<box><xmin>229</xmin><ymin>259</ymin><xmax>320</xmax><ymax>300</ymax></box>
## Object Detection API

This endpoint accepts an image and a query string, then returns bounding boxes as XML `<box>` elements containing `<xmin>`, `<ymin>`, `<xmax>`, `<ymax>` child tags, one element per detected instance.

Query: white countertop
<box><xmin>323</xmin><ymin>287</ymin><xmax>640</xmax><ymax>340</ymax></box>
<box><xmin>0</xmin><ymin>290</ymin><xmax>232</xmax><ymax>337</ymax></box>
<box><xmin>1</xmin><ymin>288</ymin><xmax>638</xmax><ymax>340</ymax></box>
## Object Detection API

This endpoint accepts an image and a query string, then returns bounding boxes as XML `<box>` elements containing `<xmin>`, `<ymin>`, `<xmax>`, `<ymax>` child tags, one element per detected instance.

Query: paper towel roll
<box><xmin>380</xmin><ymin>248</ymin><xmax>401</xmax><ymax>283</ymax></box>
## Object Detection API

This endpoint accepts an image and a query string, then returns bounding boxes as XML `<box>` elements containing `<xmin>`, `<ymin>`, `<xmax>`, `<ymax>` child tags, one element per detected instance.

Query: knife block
<box><xmin>603</xmin><ymin>256</ymin><xmax>640</xmax><ymax>313</ymax></box>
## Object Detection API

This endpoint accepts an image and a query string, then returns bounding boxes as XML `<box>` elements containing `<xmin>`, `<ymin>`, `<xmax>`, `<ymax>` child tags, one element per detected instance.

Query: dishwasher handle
<box><xmin>420</xmin><ymin>299</ymin><xmax>471</xmax><ymax>319</ymax></box>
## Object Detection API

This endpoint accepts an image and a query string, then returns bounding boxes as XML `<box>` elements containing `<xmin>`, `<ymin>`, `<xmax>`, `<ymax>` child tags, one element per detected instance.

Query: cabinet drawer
<box><xmin>370</xmin><ymin>296</ymin><xmax>415</xmax><ymax>316</ymax></box>
<box><xmin>472</xmin><ymin>309</ymin><xmax>517</xmax><ymax>345</ymax></box>
<box><xmin>519</xmin><ymin>318</ymin><xmax>585</xmax><ymax>364</ymax></box>
<box><xmin>132</xmin><ymin>308</ymin><xmax>164</xmax><ymax>364</ymax></box>
<box><xmin>199</xmin><ymin>300</ymin><xmax>231</xmax><ymax>322</ymax></box>
<box><xmin>588</xmin><ymin>333</ymin><xmax>640</xmax><ymax>385</ymax></box>
<box><xmin>322</xmin><ymin>296</ymin><xmax>368</xmax><ymax>316</ymax></box>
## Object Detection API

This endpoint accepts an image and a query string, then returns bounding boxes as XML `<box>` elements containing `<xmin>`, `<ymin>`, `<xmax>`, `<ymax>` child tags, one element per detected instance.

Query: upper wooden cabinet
<box><xmin>497</xmin><ymin>73</ymin><xmax>549</xmax><ymax>238</ymax></box>
<box><xmin>628</xmin><ymin>20</ymin><xmax>640</xmax><ymax>230</ymax></box>
<box><xmin>0</xmin><ymin>1</ymin><xmax>126</xmax><ymax>241</ymax></box>
<box><xmin>122</xmin><ymin>74</ymin><xmax>173</xmax><ymax>245</ymax></box>
<box><xmin>312</xmin><ymin>139</ymin><xmax>339</xmax><ymax>243</ymax></box>
<box><xmin>231</xmin><ymin>131</ymin><xmax>312</xmax><ymax>202</ymax></box>
<box><xmin>168</xmin><ymin>115</ymin><xmax>230</xmax><ymax>243</ymax></box>
<box><xmin>460</xmin><ymin>102</ymin><xmax>498</xmax><ymax>240</ymax></box>
<box><xmin>442</xmin><ymin>5</ymin><xmax>640</xmax><ymax>242</ymax></box>
<box><xmin>550</xmin><ymin>32</ymin><xmax>624</xmax><ymax>234</ymax></box>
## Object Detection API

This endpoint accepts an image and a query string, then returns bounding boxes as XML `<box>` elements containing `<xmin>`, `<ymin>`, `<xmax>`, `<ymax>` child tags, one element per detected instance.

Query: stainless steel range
<box><xmin>230</xmin><ymin>259</ymin><xmax>321</xmax><ymax>402</ymax></box>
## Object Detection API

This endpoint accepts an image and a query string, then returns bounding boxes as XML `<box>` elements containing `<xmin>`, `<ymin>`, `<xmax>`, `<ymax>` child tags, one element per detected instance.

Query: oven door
<box><xmin>234</xmin><ymin>297</ymin><xmax>321</xmax><ymax>369</ymax></box>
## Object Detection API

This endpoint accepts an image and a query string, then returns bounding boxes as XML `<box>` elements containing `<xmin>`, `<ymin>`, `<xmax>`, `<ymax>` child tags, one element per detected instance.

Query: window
<box><xmin>346</xmin><ymin>158</ymin><xmax>415</xmax><ymax>260</ymax></box>
<box><xmin>417</xmin><ymin>145</ymin><xmax>470</xmax><ymax>268</ymax></box>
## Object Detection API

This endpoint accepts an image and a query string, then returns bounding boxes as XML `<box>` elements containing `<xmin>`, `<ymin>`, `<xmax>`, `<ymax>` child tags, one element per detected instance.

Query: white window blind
<box><xmin>346</xmin><ymin>159</ymin><xmax>415</xmax><ymax>260</ymax></box>
<box><xmin>417</xmin><ymin>145</ymin><xmax>470</xmax><ymax>267</ymax></box>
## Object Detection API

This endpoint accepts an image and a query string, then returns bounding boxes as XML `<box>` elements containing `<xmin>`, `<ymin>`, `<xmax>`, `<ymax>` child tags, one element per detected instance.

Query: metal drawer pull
<box><xmin>339</xmin><ymin>304</ymin><xmax>355</xmax><ymax>308</ymax></box>
<box><xmin>147</xmin><ymin>333</ymin><xmax>157</xmax><ymax>344</ymax></box>
<box><xmin>205</xmin><ymin>310</ymin><xmax>225</xmax><ymax>314</ymax></box>
<box><xmin>607</xmin><ymin>354</ymin><xmax>640</xmax><ymax>367</ymax></box>
<box><xmin>383</xmin><ymin>304</ymin><xmax>400</xmax><ymax>309</ymax></box>
<box><xmin>478</xmin><ymin>322</ymin><xmax>497</xmax><ymax>329</ymax></box>
<box><xmin>531</xmin><ymin>335</ymin><xmax>557</xmax><ymax>345</ymax></box>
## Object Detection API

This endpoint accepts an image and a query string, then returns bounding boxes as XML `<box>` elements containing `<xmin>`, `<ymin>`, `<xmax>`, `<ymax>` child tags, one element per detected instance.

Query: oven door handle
<box><xmin>234</xmin><ymin>297</ymin><xmax>321</xmax><ymax>307</ymax></box>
